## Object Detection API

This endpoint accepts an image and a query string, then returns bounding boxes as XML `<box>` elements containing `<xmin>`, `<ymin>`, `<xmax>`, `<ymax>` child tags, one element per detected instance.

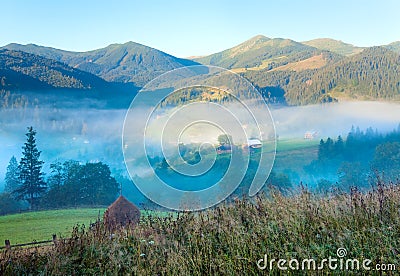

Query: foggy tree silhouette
<box><xmin>14</xmin><ymin>127</ymin><xmax>46</xmax><ymax>210</ymax></box>
<box><xmin>4</xmin><ymin>156</ymin><xmax>20</xmax><ymax>194</ymax></box>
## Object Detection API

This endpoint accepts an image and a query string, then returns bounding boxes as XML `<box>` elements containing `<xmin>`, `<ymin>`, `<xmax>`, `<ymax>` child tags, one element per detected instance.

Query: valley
<box><xmin>1</xmin><ymin>1</ymin><xmax>399</xmax><ymax>274</ymax></box>
<box><xmin>0</xmin><ymin>33</ymin><xmax>399</xmax><ymax>248</ymax></box>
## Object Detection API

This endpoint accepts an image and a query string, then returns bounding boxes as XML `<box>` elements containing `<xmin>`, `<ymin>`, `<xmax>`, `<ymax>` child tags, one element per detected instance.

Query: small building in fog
<box><xmin>247</xmin><ymin>138</ymin><xmax>262</xmax><ymax>149</ymax></box>
<box><xmin>304</xmin><ymin>131</ymin><xmax>318</xmax><ymax>140</ymax></box>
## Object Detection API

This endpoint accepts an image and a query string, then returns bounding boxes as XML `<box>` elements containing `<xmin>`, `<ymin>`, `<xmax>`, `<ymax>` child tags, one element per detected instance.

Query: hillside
<box><xmin>1</xmin><ymin>36</ymin><xmax>400</xmax><ymax>106</ymax></box>
<box><xmin>302</xmin><ymin>38</ymin><xmax>363</xmax><ymax>56</ymax></box>
<box><xmin>0</xmin><ymin>49</ymin><xmax>143</xmax><ymax>109</ymax></box>
<box><xmin>193</xmin><ymin>35</ymin><xmax>336</xmax><ymax>71</ymax></box>
<box><xmin>2</xmin><ymin>187</ymin><xmax>400</xmax><ymax>274</ymax></box>
<box><xmin>0</xmin><ymin>49</ymin><xmax>108</xmax><ymax>91</ymax></box>
<box><xmin>245</xmin><ymin>46</ymin><xmax>400</xmax><ymax>105</ymax></box>
<box><xmin>384</xmin><ymin>41</ymin><xmax>400</xmax><ymax>53</ymax></box>
<box><xmin>3</xmin><ymin>42</ymin><xmax>199</xmax><ymax>86</ymax></box>
<box><xmin>0</xmin><ymin>208</ymin><xmax>106</xmax><ymax>244</ymax></box>
<box><xmin>269</xmin><ymin>53</ymin><xmax>329</xmax><ymax>72</ymax></box>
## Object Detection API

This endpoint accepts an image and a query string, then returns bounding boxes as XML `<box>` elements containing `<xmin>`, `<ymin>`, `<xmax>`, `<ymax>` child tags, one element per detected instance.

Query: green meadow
<box><xmin>0</xmin><ymin>208</ymin><xmax>105</xmax><ymax>245</ymax></box>
<box><xmin>0</xmin><ymin>138</ymin><xmax>319</xmax><ymax>246</ymax></box>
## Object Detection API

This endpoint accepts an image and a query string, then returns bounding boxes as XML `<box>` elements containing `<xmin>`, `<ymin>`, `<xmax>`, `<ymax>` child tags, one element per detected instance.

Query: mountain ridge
<box><xmin>244</xmin><ymin>46</ymin><xmax>400</xmax><ymax>105</ymax></box>
<box><xmin>302</xmin><ymin>38</ymin><xmax>364</xmax><ymax>56</ymax></box>
<box><xmin>0</xmin><ymin>49</ymin><xmax>108</xmax><ymax>90</ymax></box>
<box><xmin>1</xmin><ymin>35</ymin><xmax>399</xmax><ymax>106</ymax></box>
<box><xmin>2</xmin><ymin>41</ymin><xmax>199</xmax><ymax>87</ymax></box>
<box><xmin>193</xmin><ymin>35</ymin><xmax>321</xmax><ymax>70</ymax></box>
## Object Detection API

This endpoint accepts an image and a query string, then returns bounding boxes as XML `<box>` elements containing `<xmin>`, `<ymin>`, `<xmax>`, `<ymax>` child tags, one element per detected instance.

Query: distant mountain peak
<box><xmin>1</xmin><ymin>41</ymin><xmax>199</xmax><ymax>86</ymax></box>
<box><xmin>231</xmin><ymin>35</ymin><xmax>271</xmax><ymax>53</ymax></box>
<box><xmin>384</xmin><ymin>41</ymin><xmax>400</xmax><ymax>53</ymax></box>
<box><xmin>303</xmin><ymin>38</ymin><xmax>356</xmax><ymax>47</ymax></box>
<box><xmin>194</xmin><ymin>35</ymin><xmax>317</xmax><ymax>70</ymax></box>
<box><xmin>107</xmin><ymin>41</ymin><xmax>146</xmax><ymax>48</ymax></box>
<box><xmin>387</xmin><ymin>41</ymin><xmax>400</xmax><ymax>45</ymax></box>
<box><xmin>247</xmin><ymin>35</ymin><xmax>271</xmax><ymax>42</ymax></box>
<box><xmin>303</xmin><ymin>38</ymin><xmax>363</xmax><ymax>56</ymax></box>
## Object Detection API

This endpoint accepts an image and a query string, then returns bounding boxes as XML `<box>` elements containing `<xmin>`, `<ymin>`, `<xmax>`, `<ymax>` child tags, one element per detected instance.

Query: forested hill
<box><xmin>0</xmin><ymin>49</ymin><xmax>108</xmax><ymax>91</ymax></box>
<box><xmin>2</xmin><ymin>42</ymin><xmax>199</xmax><ymax>87</ymax></box>
<box><xmin>1</xmin><ymin>36</ymin><xmax>400</xmax><ymax>106</ymax></box>
<box><xmin>244</xmin><ymin>46</ymin><xmax>400</xmax><ymax>105</ymax></box>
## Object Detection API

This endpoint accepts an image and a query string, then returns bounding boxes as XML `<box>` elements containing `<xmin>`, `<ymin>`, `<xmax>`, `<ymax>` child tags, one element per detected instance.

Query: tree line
<box><xmin>0</xmin><ymin>127</ymin><xmax>119</xmax><ymax>215</ymax></box>
<box><xmin>0</xmin><ymin>49</ymin><xmax>104</xmax><ymax>90</ymax></box>
<box><xmin>305</xmin><ymin>124</ymin><xmax>400</xmax><ymax>192</ymax></box>
<box><xmin>244</xmin><ymin>47</ymin><xmax>400</xmax><ymax>105</ymax></box>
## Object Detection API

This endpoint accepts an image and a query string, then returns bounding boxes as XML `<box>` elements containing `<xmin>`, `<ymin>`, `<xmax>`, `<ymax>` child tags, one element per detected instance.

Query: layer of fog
<box><xmin>271</xmin><ymin>101</ymin><xmax>400</xmax><ymax>139</ymax></box>
<box><xmin>1</xmin><ymin>101</ymin><xmax>399</xmax><ymax>189</ymax></box>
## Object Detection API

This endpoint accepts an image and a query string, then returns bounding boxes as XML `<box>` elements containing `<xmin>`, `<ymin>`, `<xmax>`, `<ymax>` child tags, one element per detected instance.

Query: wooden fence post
<box><xmin>5</xmin><ymin>240</ymin><xmax>11</xmax><ymax>250</ymax></box>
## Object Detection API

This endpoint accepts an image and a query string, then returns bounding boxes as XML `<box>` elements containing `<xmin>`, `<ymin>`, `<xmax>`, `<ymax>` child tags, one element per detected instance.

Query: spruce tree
<box><xmin>14</xmin><ymin>127</ymin><xmax>46</xmax><ymax>209</ymax></box>
<box><xmin>4</xmin><ymin>156</ymin><xmax>20</xmax><ymax>194</ymax></box>
<box><xmin>335</xmin><ymin>135</ymin><xmax>345</xmax><ymax>155</ymax></box>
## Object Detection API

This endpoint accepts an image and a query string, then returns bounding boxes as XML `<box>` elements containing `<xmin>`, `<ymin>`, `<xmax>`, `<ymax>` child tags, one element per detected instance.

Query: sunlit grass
<box><xmin>276</xmin><ymin>138</ymin><xmax>319</xmax><ymax>152</ymax></box>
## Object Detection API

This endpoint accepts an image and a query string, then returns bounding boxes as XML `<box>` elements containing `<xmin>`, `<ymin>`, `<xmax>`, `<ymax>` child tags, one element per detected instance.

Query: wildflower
<box><xmin>140</xmin><ymin>253</ymin><xmax>146</xmax><ymax>257</ymax></box>
<box><xmin>148</xmin><ymin>240</ymin><xmax>155</xmax><ymax>245</ymax></box>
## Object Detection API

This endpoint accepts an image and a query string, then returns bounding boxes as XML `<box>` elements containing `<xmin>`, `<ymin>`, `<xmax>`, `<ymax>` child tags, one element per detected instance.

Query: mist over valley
<box><xmin>1</xmin><ymin>98</ymin><xmax>398</xmax><ymax>196</ymax></box>
<box><xmin>1</xmin><ymin>35</ymin><xmax>399</xmax><ymax>206</ymax></box>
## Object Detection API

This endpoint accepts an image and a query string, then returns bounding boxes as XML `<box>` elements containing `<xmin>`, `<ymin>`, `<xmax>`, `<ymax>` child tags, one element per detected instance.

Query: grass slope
<box><xmin>270</xmin><ymin>53</ymin><xmax>327</xmax><ymax>72</ymax></box>
<box><xmin>0</xmin><ymin>208</ymin><xmax>105</xmax><ymax>245</ymax></box>
<box><xmin>0</xmin><ymin>208</ymin><xmax>172</xmax><ymax>245</ymax></box>
<box><xmin>194</xmin><ymin>35</ymin><xmax>318</xmax><ymax>70</ymax></box>
<box><xmin>1</xmin><ymin>183</ymin><xmax>399</xmax><ymax>274</ymax></box>
<box><xmin>274</xmin><ymin>138</ymin><xmax>319</xmax><ymax>173</ymax></box>
<box><xmin>303</xmin><ymin>38</ymin><xmax>364</xmax><ymax>56</ymax></box>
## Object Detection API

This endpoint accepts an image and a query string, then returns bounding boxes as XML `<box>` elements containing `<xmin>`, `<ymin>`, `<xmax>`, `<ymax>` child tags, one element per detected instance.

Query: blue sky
<box><xmin>1</xmin><ymin>0</ymin><xmax>399</xmax><ymax>57</ymax></box>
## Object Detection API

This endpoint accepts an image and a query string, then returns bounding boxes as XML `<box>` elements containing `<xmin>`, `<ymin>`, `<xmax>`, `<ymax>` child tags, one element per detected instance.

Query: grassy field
<box><xmin>0</xmin><ymin>138</ymin><xmax>399</xmax><ymax>274</ymax></box>
<box><xmin>0</xmin><ymin>139</ymin><xmax>318</xmax><ymax>247</ymax></box>
<box><xmin>274</xmin><ymin>138</ymin><xmax>319</xmax><ymax>174</ymax></box>
<box><xmin>0</xmin><ymin>208</ymin><xmax>106</xmax><ymax>245</ymax></box>
<box><xmin>1</xmin><ymin>183</ymin><xmax>399</xmax><ymax>274</ymax></box>
<box><xmin>0</xmin><ymin>208</ymin><xmax>173</xmax><ymax>246</ymax></box>
<box><xmin>276</xmin><ymin>137</ymin><xmax>320</xmax><ymax>152</ymax></box>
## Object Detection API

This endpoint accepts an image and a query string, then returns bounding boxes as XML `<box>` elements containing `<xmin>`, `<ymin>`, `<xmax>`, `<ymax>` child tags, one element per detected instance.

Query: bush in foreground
<box><xmin>1</xmin><ymin>181</ymin><xmax>400</xmax><ymax>275</ymax></box>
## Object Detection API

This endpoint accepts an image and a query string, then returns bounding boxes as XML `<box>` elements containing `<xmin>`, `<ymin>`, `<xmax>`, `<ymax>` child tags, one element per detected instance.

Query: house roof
<box><xmin>248</xmin><ymin>139</ymin><xmax>262</xmax><ymax>146</ymax></box>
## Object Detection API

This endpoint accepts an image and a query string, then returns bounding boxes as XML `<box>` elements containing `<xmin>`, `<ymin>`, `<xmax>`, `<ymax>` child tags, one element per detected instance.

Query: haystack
<box><xmin>103</xmin><ymin>195</ymin><xmax>140</xmax><ymax>230</ymax></box>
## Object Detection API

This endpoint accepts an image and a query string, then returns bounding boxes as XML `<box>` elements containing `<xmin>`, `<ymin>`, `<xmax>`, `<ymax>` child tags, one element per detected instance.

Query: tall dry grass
<box><xmin>1</xmin><ymin>180</ymin><xmax>400</xmax><ymax>275</ymax></box>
